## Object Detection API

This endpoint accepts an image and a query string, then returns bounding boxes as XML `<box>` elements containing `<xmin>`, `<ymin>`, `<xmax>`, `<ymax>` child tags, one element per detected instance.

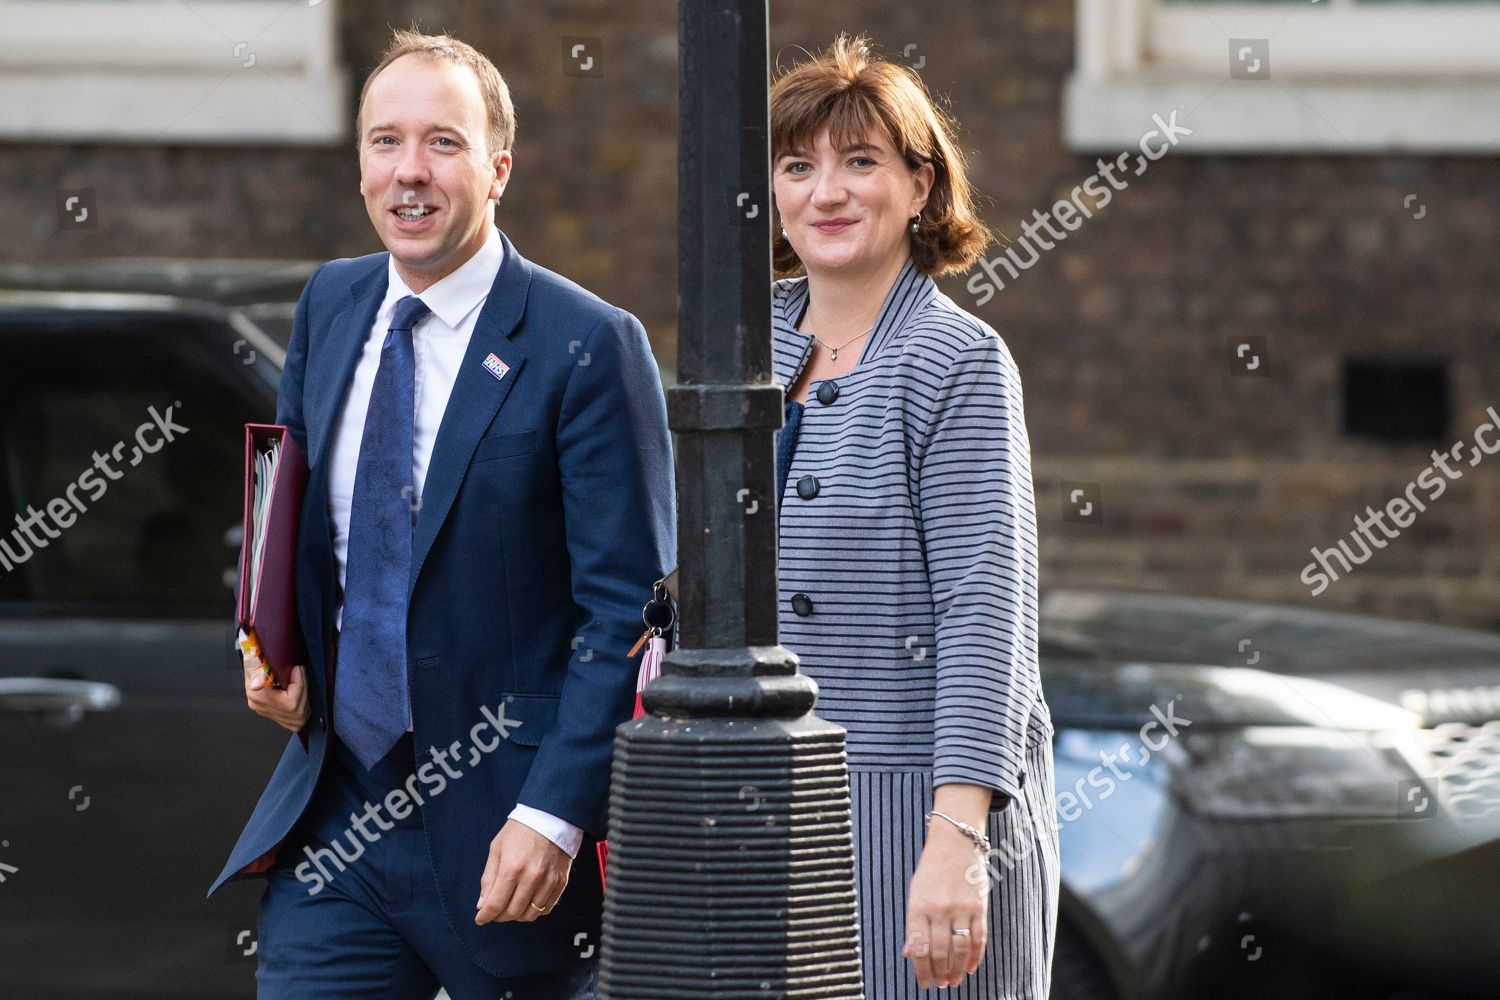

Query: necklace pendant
<box><xmin>830</xmin><ymin>348</ymin><xmax>838</xmax><ymax>360</ymax></box>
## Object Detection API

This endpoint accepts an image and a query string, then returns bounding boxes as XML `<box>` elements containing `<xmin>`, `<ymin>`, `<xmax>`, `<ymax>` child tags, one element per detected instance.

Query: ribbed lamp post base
<box><xmin>599</xmin><ymin>654</ymin><xmax>865</xmax><ymax>999</ymax></box>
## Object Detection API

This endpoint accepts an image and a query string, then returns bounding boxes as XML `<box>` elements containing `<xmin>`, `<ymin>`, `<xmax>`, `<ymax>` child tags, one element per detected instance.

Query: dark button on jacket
<box><xmin>816</xmin><ymin>380</ymin><xmax>840</xmax><ymax>405</ymax></box>
<box><xmin>790</xmin><ymin>593</ymin><xmax>814</xmax><ymax>617</ymax></box>
<box><xmin>796</xmin><ymin>475</ymin><xmax>820</xmax><ymax>500</ymax></box>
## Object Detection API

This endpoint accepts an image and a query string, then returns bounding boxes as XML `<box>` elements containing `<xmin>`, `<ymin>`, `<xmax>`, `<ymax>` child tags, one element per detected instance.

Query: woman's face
<box><xmin>774</xmin><ymin>125</ymin><xmax>934</xmax><ymax>279</ymax></box>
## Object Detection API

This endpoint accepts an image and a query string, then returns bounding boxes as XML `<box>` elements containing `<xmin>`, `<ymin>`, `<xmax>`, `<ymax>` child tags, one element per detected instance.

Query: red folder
<box><xmin>237</xmin><ymin>424</ymin><xmax>309</xmax><ymax>691</ymax></box>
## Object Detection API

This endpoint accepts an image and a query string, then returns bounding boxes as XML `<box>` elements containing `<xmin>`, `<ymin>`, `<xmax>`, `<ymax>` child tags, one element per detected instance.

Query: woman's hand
<box><xmin>904</xmin><ymin>811</ymin><xmax>990</xmax><ymax>989</ymax></box>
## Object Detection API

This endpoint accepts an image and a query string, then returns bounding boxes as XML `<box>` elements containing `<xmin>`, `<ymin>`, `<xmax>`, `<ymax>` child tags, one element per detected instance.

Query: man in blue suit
<box><xmin>209</xmin><ymin>30</ymin><xmax>674</xmax><ymax>999</ymax></box>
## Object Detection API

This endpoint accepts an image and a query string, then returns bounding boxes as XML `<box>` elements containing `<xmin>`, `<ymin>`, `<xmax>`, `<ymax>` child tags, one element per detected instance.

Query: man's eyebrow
<box><xmin>364</xmin><ymin>122</ymin><xmax>472</xmax><ymax>138</ymax></box>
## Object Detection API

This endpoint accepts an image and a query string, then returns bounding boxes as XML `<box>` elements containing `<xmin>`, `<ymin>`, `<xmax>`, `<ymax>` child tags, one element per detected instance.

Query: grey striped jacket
<box><xmin>772</xmin><ymin>257</ymin><xmax>1058</xmax><ymax>999</ymax></box>
<box><xmin>773</xmin><ymin>256</ymin><xmax>1053</xmax><ymax>793</ymax></box>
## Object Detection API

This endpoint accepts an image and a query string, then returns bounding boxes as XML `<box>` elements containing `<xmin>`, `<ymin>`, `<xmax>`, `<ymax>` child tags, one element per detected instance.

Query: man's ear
<box><xmin>490</xmin><ymin>150</ymin><xmax>514</xmax><ymax>202</ymax></box>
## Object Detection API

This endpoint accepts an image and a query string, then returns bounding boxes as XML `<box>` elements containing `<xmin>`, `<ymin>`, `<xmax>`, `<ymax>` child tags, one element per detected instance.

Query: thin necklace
<box><xmin>807</xmin><ymin>324</ymin><xmax>873</xmax><ymax>361</ymax></box>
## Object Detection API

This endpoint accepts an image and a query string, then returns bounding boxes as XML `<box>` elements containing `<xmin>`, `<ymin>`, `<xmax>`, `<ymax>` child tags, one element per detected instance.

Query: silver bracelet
<box><xmin>926</xmin><ymin>810</ymin><xmax>991</xmax><ymax>855</ymax></box>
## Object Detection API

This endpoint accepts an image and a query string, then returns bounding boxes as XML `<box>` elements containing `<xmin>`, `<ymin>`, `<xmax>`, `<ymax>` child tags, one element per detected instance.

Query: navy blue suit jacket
<box><xmin>208</xmin><ymin>229</ymin><xmax>676</xmax><ymax>977</ymax></box>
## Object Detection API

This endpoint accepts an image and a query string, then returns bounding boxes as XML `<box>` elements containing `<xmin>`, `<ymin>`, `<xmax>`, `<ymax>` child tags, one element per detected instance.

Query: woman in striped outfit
<box><xmin>769</xmin><ymin>36</ymin><xmax>1059</xmax><ymax>998</ymax></box>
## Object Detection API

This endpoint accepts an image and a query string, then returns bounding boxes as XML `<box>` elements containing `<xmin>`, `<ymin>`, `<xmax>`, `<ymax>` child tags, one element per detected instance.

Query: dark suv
<box><xmin>0</xmin><ymin>260</ymin><xmax>311</xmax><ymax>997</ymax></box>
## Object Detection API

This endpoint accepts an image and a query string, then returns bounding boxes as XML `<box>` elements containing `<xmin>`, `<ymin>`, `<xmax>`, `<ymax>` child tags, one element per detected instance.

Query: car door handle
<box><xmin>0</xmin><ymin>678</ymin><xmax>122</xmax><ymax>719</ymax></box>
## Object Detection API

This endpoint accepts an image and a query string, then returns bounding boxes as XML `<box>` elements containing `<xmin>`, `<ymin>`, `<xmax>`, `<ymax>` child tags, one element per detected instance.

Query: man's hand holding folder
<box><xmin>240</xmin><ymin>627</ymin><xmax>310</xmax><ymax>732</ymax></box>
<box><xmin>237</xmin><ymin>424</ymin><xmax>312</xmax><ymax>737</ymax></box>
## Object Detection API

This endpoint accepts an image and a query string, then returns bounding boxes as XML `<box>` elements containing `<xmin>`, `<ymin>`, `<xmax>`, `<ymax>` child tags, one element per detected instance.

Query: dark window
<box><xmin>0</xmin><ymin>315</ymin><xmax>271</xmax><ymax>615</ymax></box>
<box><xmin>1342</xmin><ymin>353</ymin><xmax>1449</xmax><ymax>445</ymax></box>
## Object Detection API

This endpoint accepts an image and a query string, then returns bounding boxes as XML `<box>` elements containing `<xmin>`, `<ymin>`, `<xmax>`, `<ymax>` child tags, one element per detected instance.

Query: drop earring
<box><xmin>910</xmin><ymin>215</ymin><xmax>920</xmax><ymax>235</ymax></box>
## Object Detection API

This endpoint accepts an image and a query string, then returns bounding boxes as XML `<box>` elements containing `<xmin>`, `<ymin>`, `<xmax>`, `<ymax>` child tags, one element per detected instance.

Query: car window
<box><xmin>0</xmin><ymin>316</ymin><xmax>270</xmax><ymax>615</ymax></box>
<box><xmin>235</xmin><ymin>302</ymin><xmax>295</xmax><ymax>351</ymax></box>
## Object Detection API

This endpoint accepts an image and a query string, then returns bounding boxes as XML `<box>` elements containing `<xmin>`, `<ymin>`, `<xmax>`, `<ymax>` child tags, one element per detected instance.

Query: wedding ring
<box><xmin>529</xmin><ymin>900</ymin><xmax>547</xmax><ymax>912</ymax></box>
<box><xmin>951</xmin><ymin>928</ymin><xmax>972</xmax><ymax>937</ymax></box>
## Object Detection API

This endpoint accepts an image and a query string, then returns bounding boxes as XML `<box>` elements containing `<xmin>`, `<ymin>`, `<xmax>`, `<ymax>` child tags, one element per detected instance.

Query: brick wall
<box><xmin>5</xmin><ymin>0</ymin><xmax>1496</xmax><ymax>627</ymax></box>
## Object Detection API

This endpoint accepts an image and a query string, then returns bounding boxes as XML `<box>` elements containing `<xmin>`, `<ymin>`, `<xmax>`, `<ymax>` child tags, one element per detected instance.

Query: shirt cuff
<box><xmin>509</xmin><ymin>804</ymin><xmax>584</xmax><ymax>859</ymax></box>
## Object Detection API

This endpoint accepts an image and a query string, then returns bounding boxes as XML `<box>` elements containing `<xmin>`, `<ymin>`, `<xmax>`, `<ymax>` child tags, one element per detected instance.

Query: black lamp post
<box><xmin>596</xmin><ymin>2</ymin><xmax>866</xmax><ymax>997</ymax></box>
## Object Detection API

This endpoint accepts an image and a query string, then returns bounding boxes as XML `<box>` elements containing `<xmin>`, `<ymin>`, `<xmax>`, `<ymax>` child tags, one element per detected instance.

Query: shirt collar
<box><xmin>383</xmin><ymin>224</ymin><xmax>503</xmax><ymax>328</ymax></box>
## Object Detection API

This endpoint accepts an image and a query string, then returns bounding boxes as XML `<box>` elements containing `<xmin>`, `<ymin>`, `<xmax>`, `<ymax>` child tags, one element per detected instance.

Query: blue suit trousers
<box><xmin>255</xmin><ymin>732</ymin><xmax>598</xmax><ymax>1000</ymax></box>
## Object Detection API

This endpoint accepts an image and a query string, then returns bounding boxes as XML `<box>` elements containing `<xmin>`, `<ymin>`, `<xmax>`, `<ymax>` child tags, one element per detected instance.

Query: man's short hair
<box><xmin>355</xmin><ymin>29</ymin><xmax>516</xmax><ymax>156</ymax></box>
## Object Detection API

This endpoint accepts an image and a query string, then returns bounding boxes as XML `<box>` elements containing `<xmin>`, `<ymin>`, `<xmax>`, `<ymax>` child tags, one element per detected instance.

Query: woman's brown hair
<box><xmin>770</xmin><ymin>34</ymin><xmax>992</xmax><ymax>278</ymax></box>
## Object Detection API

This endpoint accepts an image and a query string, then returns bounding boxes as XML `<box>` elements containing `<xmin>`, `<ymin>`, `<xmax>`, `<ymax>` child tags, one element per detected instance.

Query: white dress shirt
<box><xmin>325</xmin><ymin>225</ymin><xmax>583</xmax><ymax>858</ymax></box>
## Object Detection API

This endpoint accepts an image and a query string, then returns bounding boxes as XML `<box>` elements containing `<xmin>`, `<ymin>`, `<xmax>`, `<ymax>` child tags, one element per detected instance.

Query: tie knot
<box><xmin>390</xmin><ymin>295</ymin><xmax>431</xmax><ymax>333</ymax></box>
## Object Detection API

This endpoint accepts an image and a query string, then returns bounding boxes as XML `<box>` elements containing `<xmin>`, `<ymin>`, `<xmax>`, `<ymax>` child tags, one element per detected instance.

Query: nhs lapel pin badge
<box><xmin>482</xmin><ymin>352</ymin><xmax>510</xmax><ymax>381</ymax></box>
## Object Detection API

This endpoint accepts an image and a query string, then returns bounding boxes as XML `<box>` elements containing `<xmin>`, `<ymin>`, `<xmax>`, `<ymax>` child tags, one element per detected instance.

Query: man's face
<box><xmin>358</xmin><ymin>54</ymin><xmax>511</xmax><ymax>292</ymax></box>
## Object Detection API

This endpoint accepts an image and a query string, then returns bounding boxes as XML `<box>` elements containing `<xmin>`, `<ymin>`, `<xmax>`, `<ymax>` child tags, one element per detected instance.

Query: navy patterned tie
<box><xmin>335</xmin><ymin>294</ymin><xmax>430</xmax><ymax>769</ymax></box>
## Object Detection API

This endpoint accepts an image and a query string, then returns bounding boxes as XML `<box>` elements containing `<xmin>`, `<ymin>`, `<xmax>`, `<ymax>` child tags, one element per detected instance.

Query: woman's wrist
<box><xmin>925</xmin><ymin>818</ymin><xmax>977</xmax><ymax>853</ymax></box>
<box><xmin>925</xmin><ymin>810</ymin><xmax>991</xmax><ymax>855</ymax></box>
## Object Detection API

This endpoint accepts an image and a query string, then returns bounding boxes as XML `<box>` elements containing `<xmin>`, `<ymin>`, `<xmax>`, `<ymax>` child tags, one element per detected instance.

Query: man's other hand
<box><xmin>475</xmin><ymin>819</ymin><xmax>572</xmax><ymax>925</ymax></box>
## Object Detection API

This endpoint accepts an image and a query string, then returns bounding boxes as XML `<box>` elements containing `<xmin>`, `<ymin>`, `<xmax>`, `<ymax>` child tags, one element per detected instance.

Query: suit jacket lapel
<box><xmin>287</xmin><ymin>259</ymin><xmax>384</xmax><ymax>681</ymax></box>
<box><xmin>859</xmin><ymin>256</ymin><xmax>934</xmax><ymax>363</ymax></box>
<box><xmin>408</xmin><ymin>231</ymin><xmax>532</xmax><ymax>597</ymax></box>
<box><xmin>307</xmin><ymin>262</ymin><xmax>388</xmax><ymax>472</ymax></box>
<box><xmin>772</xmin><ymin>278</ymin><xmax>811</xmax><ymax>388</ymax></box>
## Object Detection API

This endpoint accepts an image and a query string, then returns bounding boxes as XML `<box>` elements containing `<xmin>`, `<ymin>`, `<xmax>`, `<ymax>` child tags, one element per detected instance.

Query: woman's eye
<box><xmin>435</xmin><ymin>137</ymin><xmax>456</xmax><ymax>147</ymax></box>
<box><xmin>850</xmin><ymin>156</ymin><xmax>875</xmax><ymax>168</ymax></box>
<box><xmin>785</xmin><ymin>162</ymin><xmax>810</xmax><ymax>174</ymax></box>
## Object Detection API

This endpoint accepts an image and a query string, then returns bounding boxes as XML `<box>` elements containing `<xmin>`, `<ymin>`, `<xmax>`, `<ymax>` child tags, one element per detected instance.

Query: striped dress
<box><xmin>772</xmin><ymin>257</ymin><xmax>1059</xmax><ymax>999</ymax></box>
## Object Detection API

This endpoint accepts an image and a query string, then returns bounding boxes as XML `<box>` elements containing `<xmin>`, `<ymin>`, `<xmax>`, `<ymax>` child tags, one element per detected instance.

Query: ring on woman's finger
<box><xmin>951</xmin><ymin>927</ymin><xmax>971</xmax><ymax>937</ymax></box>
